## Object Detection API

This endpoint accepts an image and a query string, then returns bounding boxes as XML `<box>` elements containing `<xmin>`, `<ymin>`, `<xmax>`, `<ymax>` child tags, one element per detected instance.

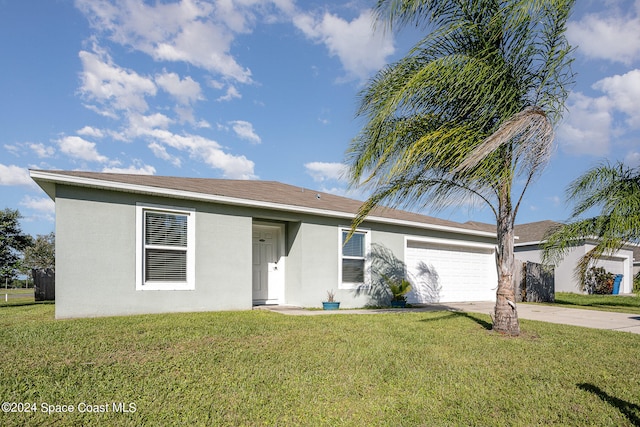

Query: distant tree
<box><xmin>22</xmin><ymin>232</ymin><xmax>55</xmax><ymax>271</ymax></box>
<box><xmin>0</xmin><ymin>208</ymin><xmax>34</xmax><ymax>284</ymax></box>
<box><xmin>346</xmin><ymin>0</ymin><xmax>575</xmax><ymax>335</ymax></box>
<box><xmin>543</xmin><ymin>161</ymin><xmax>640</xmax><ymax>283</ymax></box>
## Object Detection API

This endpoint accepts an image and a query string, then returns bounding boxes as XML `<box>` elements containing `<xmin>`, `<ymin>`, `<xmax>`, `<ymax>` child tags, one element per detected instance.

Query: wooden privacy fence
<box><xmin>515</xmin><ymin>261</ymin><xmax>554</xmax><ymax>303</ymax></box>
<box><xmin>33</xmin><ymin>268</ymin><xmax>55</xmax><ymax>301</ymax></box>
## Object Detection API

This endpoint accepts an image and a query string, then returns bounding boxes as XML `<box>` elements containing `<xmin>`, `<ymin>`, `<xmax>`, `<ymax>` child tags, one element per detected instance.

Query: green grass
<box><xmin>0</xmin><ymin>289</ymin><xmax>35</xmax><ymax>307</ymax></box>
<box><xmin>542</xmin><ymin>292</ymin><xmax>640</xmax><ymax>315</ymax></box>
<box><xmin>1</xmin><ymin>306</ymin><xmax>639</xmax><ymax>426</ymax></box>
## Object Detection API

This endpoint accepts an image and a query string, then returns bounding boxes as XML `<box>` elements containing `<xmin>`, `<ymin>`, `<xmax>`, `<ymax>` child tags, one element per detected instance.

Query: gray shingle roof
<box><xmin>31</xmin><ymin>170</ymin><xmax>494</xmax><ymax>236</ymax></box>
<box><xmin>463</xmin><ymin>221</ymin><xmax>496</xmax><ymax>233</ymax></box>
<box><xmin>513</xmin><ymin>220</ymin><xmax>560</xmax><ymax>243</ymax></box>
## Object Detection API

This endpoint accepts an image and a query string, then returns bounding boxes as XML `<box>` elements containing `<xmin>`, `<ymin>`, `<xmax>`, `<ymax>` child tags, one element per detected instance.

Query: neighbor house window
<box><xmin>339</xmin><ymin>228</ymin><xmax>370</xmax><ymax>288</ymax></box>
<box><xmin>136</xmin><ymin>204</ymin><xmax>195</xmax><ymax>290</ymax></box>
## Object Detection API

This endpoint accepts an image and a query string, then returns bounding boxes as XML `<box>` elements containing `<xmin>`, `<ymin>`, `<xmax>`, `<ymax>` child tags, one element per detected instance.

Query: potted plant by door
<box><xmin>322</xmin><ymin>290</ymin><xmax>340</xmax><ymax>310</ymax></box>
<box><xmin>388</xmin><ymin>278</ymin><xmax>412</xmax><ymax>308</ymax></box>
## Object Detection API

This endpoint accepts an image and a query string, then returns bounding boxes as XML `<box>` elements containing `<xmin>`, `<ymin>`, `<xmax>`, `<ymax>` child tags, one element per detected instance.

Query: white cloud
<box><xmin>102</xmin><ymin>164</ymin><xmax>156</xmax><ymax>175</ymax></box>
<box><xmin>304</xmin><ymin>161</ymin><xmax>347</xmax><ymax>182</ymax></box>
<box><xmin>625</xmin><ymin>151</ymin><xmax>640</xmax><ymax>167</ymax></box>
<box><xmin>155</xmin><ymin>71</ymin><xmax>203</xmax><ymax>105</ymax></box>
<box><xmin>29</xmin><ymin>143</ymin><xmax>55</xmax><ymax>158</ymax></box>
<box><xmin>19</xmin><ymin>195</ymin><xmax>55</xmax><ymax>214</ymax></box>
<box><xmin>229</xmin><ymin>120</ymin><xmax>261</xmax><ymax>144</ymax></box>
<box><xmin>558</xmin><ymin>67</ymin><xmax>640</xmax><ymax>157</ymax></box>
<box><xmin>4</xmin><ymin>144</ymin><xmax>21</xmax><ymax>156</ymax></box>
<box><xmin>149</xmin><ymin>142</ymin><xmax>182</xmax><ymax>167</ymax></box>
<box><xmin>76</xmin><ymin>0</ymin><xmax>254</xmax><ymax>83</ymax></box>
<box><xmin>593</xmin><ymin>69</ymin><xmax>640</xmax><ymax>128</ymax></box>
<box><xmin>0</xmin><ymin>164</ymin><xmax>34</xmax><ymax>187</ymax></box>
<box><xmin>124</xmin><ymin>114</ymin><xmax>171</xmax><ymax>136</ymax></box>
<box><xmin>82</xmin><ymin>102</ymin><xmax>119</xmax><ymax>119</ymax></box>
<box><xmin>112</xmin><ymin>109</ymin><xmax>255</xmax><ymax>177</ymax></box>
<box><xmin>557</xmin><ymin>92</ymin><xmax>613</xmax><ymax>156</ymax></box>
<box><xmin>79</xmin><ymin>48</ymin><xmax>157</xmax><ymax>115</ymax></box>
<box><xmin>57</xmin><ymin>136</ymin><xmax>109</xmax><ymax>163</ymax></box>
<box><xmin>217</xmin><ymin>85</ymin><xmax>241</xmax><ymax>102</ymax></box>
<box><xmin>140</xmin><ymin>128</ymin><xmax>255</xmax><ymax>179</ymax></box>
<box><xmin>195</xmin><ymin>119</ymin><xmax>211</xmax><ymax>129</ymax></box>
<box><xmin>208</xmin><ymin>79</ymin><xmax>224</xmax><ymax>90</ymax></box>
<box><xmin>293</xmin><ymin>9</ymin><xmax>395</xmax><ymax>81</ymax></box>
<box><xmin>567</xmin><ymin>4</ymin><xmax>640</xmax><ymax>64</ymax></box>
<box><xmin>77</xmin><ymin>126</ymin><xmax>105</xmax><ymax>138</ymax></box>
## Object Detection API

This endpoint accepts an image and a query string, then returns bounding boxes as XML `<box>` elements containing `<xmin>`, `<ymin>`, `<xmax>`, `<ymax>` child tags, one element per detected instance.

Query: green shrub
<box><xmin>582</xmin><ymin>266</ymin><xmax>614</xmax><ymax>294</ymax></box>
<box><xmin>634</xmin><ymin>271</ymin><xmax>640</xmax><ymax>294</ymax></box>
<box><xmin>384</xmin><ymin>276</ymin><xmax>412</xmax><ymax>302</ymax></box>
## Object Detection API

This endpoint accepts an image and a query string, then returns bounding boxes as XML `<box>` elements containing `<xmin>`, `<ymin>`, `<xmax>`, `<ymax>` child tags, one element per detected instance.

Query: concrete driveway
<box><xmin>445</xmin><ymin>301</ymin><xmax>640</xmax><ymax>334</ymax></box>
<box><xmin>257</xmin><ymin>302</ymin><xmax>640</xmax><ymax>334</ymax></box>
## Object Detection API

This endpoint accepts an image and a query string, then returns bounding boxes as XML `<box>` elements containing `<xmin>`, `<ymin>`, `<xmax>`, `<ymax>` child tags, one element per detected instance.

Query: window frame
<box><xmin>338</xmin><ymin>227</ymin><xmax>370</xmax><ymax>289</ymax></box>
<box><xmin>136</xmin><ymin>203</ymin><xmax>196</xmax><ymax>291</ymax></box>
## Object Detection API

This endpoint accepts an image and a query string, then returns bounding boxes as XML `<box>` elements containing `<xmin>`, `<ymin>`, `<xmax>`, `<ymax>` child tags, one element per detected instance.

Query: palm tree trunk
<box><xmin>493</xmin><ymin>181</ymin><xmax>520</xmax><ymax>335</ymax></box>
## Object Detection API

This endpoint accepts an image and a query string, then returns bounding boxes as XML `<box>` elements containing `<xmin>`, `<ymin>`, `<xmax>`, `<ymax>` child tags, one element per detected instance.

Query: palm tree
<box><xmin>543</xmin><ymin>162</ymin><xmax>640</xmax><ymax>284</ymax></box>
<box><xmin>346</xmin><ymin>0</ymin><xmax>575</xmax><ymax>335</ymax></box>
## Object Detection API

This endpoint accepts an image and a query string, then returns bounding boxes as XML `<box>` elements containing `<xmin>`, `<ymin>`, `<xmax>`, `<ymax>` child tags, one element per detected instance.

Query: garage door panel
<box><xmin>406</xmin><ymin>241</ymin><xmax>497</xmax><ymax>303</ymax></box>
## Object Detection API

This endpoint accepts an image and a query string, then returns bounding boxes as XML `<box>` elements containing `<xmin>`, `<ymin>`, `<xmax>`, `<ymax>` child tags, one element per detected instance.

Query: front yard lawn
<box><xmin>0</xmin><ymin>289</ymin><xmax>35</xmax><ymax>307</ymax></box>
<box><xmin>546</xmin><ymin>292</ymin><xmax>640</xmax><ymax>315</ymax></box>
<box><xmin>1</xmin><ymin>305</ymin><xmax>639</xmax><ymax>426</ymax></box>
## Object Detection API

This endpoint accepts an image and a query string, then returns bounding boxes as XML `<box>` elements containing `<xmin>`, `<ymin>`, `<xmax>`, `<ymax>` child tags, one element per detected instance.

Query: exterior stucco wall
<box><xmin>515</xmin><ymin>243</ymin><xmax>634</xmax><ymax>294</ymax></box>
<box><xmin>515</xmin><ymin>244</ymin><xmax>585</xmax><ymax>293</ymax></box>
<box><xmin>54</xmin><ymin>185</ymin><xmax>252</xmax><ymax>318</ymax></box>
<box><xmin>282</xmin><ymin>218</ymin><xmax>380</xmax><ymax>308</ymax></box>
<box><xmin>282</xmin><ymin>216</ymin><xmax>495</xmax><ymax>308</ymax></box>
<box><xmin>53</xmin><ymin>183</ymin><xmax>500</xmax><ymax>317</ymax></box>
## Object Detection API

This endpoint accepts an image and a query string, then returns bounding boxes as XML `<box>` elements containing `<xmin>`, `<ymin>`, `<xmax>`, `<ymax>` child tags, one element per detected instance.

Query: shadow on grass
<box><xmin>578</xmin><ymin>383</ymin><xmax>640</xmax><ymax>426</ymax></box>
<box><xmin>419</xmin><ymin>310</ymin><xmax>492</xmax><ymax>331</ymax></box>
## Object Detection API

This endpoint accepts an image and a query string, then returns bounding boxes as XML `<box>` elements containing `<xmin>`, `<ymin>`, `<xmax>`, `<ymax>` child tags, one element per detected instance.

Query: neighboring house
<box><xmin>31</xmin><ymin>170</ymin><xmax>499</xmax><ymax>319</ymax></box>
<box><xmin>513</xmin><ymin>220</ymin><xmax>635</xmax><ymax>294</ymax></box>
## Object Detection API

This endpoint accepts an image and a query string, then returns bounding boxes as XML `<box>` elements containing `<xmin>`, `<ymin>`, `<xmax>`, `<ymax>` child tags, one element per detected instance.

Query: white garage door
<box><xmin>405</xmin><ymin>239</ymin><xmax>497</xmax><ymax>303</ymax></box>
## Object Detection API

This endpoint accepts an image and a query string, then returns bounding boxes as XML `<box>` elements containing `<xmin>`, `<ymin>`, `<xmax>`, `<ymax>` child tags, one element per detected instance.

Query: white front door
<box><xmin>252</xmin><ymin>224</ymin><xmax>284</xmax><ymax>304</ymax></box>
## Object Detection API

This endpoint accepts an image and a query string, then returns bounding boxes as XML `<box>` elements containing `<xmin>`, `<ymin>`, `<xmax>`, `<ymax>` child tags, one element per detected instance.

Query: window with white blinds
<box><xmin>145</xmin><ymin>212</ymin><xmax>188</xmax><ymax>282</ymax></box>
<box><xmin>136</xmin><ymin>204</ymin><xmax>195</xmax><ymax>290</ymax></box>
<box><xmin>339</xmin><ymin>228</ymin><xmax>370</xmax><ymax>289</ymax></box>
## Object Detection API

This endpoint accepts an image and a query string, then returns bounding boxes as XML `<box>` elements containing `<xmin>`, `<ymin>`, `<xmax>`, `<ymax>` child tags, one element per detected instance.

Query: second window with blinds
<box><xmin>339</xmin><ymin>228</ymin><xmax>370</xmax><ymax>289</ymax></box>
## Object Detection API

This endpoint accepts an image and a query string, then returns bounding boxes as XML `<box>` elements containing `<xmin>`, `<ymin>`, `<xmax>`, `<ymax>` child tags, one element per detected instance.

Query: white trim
<box><xmin>405</xmin><ymin>235</ymin><xmax>497</xmax><ymax>251</ymax></box>
<box><xmin>136</xmin><ymin>203</ymin><xmax>196</xmax><ymax>291</ymax></box>
<box><xmin>30</xmin><ymin>170</ymin><xmax>495</xmax><ymax>239</ymax></box>
<box><xmin>338</xmin><ymin>227</ymin><xmax>371</xmax><ymax>290</ymax></box>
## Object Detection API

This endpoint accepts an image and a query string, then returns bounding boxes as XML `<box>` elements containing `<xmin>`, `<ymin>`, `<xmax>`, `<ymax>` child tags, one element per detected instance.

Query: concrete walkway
<box><xmin>256</xmin><ymin>301</ymin><xmax>640</xmax><ymax>334</ymax></box>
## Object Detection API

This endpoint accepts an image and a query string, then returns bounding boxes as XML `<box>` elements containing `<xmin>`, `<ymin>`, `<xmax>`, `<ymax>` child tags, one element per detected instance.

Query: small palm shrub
<box><xmin>387</xmin><ymin>278</ymin><xmax>412</xmax><ymax>302</ymax></box>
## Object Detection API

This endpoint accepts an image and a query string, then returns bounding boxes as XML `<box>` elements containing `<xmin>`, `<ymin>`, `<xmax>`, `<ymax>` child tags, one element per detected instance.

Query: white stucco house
<box><xmin>31</xmin><ymin>170</ymin><xmax>500</xmax><ymax>319</ymax></box>
<box><xmin>513</xmin><ymin>220</ymin><xmax>635</xmax><ymax>294</ymax></box>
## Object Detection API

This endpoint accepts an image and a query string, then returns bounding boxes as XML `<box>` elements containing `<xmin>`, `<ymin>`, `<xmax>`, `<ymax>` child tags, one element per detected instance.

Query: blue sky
<box><xmin>1</xmin><ymin>0</ymin><xmax>639</xmax><ymax>237</ymax></box>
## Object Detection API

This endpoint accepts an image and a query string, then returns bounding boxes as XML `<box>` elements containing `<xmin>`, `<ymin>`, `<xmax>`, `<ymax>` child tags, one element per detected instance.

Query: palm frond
<box><xmin>542</xmin><ymin>161</ymin><xmax>640</xmax><ymax>282</ymax></box>
<box><xmin>455</xmin><ymin>106</ymin><xmax>554</xmax><ymax>179</ymax></box>
<box><xmin>347</xmin><ymin>0</ymin><xmax>575</xmax><ymax>254</ymax></box>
